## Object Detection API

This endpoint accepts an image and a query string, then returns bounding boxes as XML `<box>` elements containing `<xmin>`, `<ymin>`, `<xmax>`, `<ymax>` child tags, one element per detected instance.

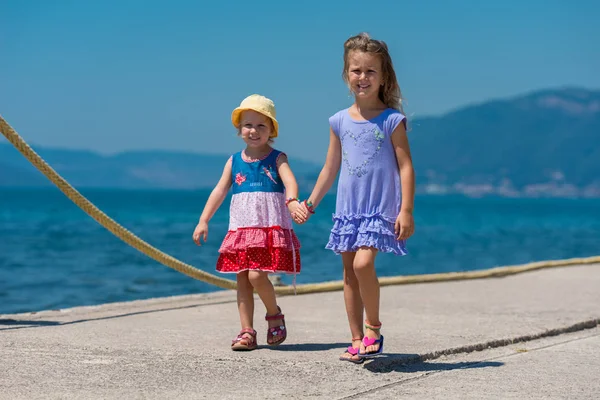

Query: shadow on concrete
<box><xmin>0</xmin><ymin>299</ymin><xmax>237</xmax><ymax>331</ymax></box>
<box><xmin>0</xmin><ymin>318</ymin><xmax>61</xmax><ymax>327</ymax></box>
<box><xmin>266</xmin><ymin>342</ymin><xmax>348</xmax><ymax>351</ymax></box>
<box><xmin>364</xmin><ymin>353</ymin><xmax>504</xmax><ymax>373</ymax></box>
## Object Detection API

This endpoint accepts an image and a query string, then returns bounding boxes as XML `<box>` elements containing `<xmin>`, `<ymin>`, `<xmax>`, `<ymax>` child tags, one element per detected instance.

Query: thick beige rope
<box><xmin>356</xmin><ymin>318</ymin><xmax>600</xmax><ymax>376</ymax></box>
<box><xmin>1</xmin><ymin>115</ymin><xmax>599</xmax><ymax>296</ymax></box>
<box><xmin>1</xmin><ymin>115</ymin><xmax>236</xmax><ymax>290</ymax></box>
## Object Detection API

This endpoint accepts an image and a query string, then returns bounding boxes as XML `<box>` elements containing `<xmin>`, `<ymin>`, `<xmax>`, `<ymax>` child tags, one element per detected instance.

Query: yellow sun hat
<box><xmin>231</xmin><ymin>94</ymin><xmax>279</xmax><ymax>138</ymax></box>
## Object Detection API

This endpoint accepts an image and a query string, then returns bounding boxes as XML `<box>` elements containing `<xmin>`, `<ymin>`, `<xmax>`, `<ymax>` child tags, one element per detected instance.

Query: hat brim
<box><xmin>231</xmin><ymin>107</ymin><xmax>279</xmax><ymax>138</ymax></box>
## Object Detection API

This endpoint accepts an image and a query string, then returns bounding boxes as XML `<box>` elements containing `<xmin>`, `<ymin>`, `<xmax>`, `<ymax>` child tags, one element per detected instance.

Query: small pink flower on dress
<box><xmin>235</xmin><ymin>173</ymin><xmax>247</xmax><ymax>186</ymax></box>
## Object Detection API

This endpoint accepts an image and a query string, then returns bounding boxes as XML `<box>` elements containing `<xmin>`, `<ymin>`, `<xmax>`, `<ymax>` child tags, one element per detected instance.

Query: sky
<box><xmin>1</xmin><ymin>0</ymin><xmax>599</xmax><ymax>163</ymax></box>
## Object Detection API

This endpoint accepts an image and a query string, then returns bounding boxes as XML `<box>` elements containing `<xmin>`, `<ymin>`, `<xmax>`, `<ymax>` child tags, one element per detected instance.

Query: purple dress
<box><xmin>326</xmin><ymin>108</ymin><xmax>408</xmax><ymax>255</ymax></box>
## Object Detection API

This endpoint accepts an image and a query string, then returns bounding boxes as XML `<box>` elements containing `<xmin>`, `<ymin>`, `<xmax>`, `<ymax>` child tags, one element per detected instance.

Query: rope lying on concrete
<box><xmin>363</xmin><ymin>317</ymin><xmax>600</xmax><ymax>374</ymax></box>
<box><xmin>2</xmin><ymin>114</ymin><xmax>599</xmax><ymax>296</ymax></box>
<box><xmin>418</xmin><ymin>318</ymin><xmax>600</xmax><ymax>363</ymax></box>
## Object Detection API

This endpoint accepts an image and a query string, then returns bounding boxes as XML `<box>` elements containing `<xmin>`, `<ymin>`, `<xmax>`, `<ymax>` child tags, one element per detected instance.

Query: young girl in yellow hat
<box><xmin>192</xmin><ymin>94</ymin><xmax>307</xmax><ymax>351</ymax></box>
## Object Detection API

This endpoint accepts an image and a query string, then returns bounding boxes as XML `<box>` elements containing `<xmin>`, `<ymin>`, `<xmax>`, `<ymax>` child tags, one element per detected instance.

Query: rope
<box><xmin>354</xmin><ymin>317</ymin><xmax>600</xmax><ymax>377</ymax></box>
<box><xmin>0</xmin><ymin>115</ymin><xmax>236</xmax><ymax>291</ymax></box>
<box><xmin>1</xmin><ymin>115</ymin><xmax>599</xmax><ymax>296</ymax></box>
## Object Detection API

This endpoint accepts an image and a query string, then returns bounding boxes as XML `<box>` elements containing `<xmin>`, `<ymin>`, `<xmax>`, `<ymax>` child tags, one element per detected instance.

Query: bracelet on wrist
<box><xmin>285</xmin><ymin>197</ymin><xmax>299</xmax><ymax>206</ymax></box>
<box><xmin>303</xmin><ymin>199</ymin><xmax>315</xmax><ymax>214</ymax></box>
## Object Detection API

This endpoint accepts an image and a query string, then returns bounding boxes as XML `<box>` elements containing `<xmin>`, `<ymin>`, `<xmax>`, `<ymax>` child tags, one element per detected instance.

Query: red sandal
<box><xmin>265</xmin><ymin>306</ymin><xmax>287</xmax><ymax>346</ymax></box>
<box><xmin>231</xmin><ymin>328</ymin><xmax>257</xmax><ymax>351</ymax></box>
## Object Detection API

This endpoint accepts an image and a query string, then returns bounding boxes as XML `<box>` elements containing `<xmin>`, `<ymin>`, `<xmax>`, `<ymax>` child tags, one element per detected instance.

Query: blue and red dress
<box><xmin>217</xmin><ymin>149</ymin><xmax>301</xmax><ymax>275</ymax></box>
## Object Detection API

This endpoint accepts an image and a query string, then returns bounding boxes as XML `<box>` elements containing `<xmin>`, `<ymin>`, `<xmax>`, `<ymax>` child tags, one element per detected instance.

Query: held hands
<box><xmin>287</xmin><ymin>199</ymin><xmax>308</xmax><ymax>224</ymax></box>
<box><xmin>192</xmin><ymin>221</ymin><xmax>209</xmax><ymax>245</ymax></box>
<box><xmin>287</xmin><ymin>198</ymin><xmax>315</xmax><ymax>224</ymax></box>
<box><xmin>395</xmin><ymin>210</ymin><xmax>415</xmax><ymax>241</ymax></box>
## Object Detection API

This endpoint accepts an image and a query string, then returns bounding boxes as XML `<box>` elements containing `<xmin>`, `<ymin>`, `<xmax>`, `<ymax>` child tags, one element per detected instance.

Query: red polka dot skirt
<box><xmin>217</xmin><ymin>226</ymin><xmax>301</xmax><ymax>274</ymax></box>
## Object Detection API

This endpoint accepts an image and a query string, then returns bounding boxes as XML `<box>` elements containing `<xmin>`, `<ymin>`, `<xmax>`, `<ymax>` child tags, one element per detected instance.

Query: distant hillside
<box><xmin>1</xmin><ymin>87</ymin><xmax>599</xmax><ymax>197</ymax></box>
<box><xmin>0</xmin><ymin>145</ymin><xmax>320</xmax><ymax>190</ymax></box>
<box><xmin>409</xmin><ymin>87</ymin><xmax>600</xmax><ymax>197</ymax></box>
<box><xmin>0</xmin><ymin>161</ymin><xmax>50</xmax><ymax>187</ymax></box>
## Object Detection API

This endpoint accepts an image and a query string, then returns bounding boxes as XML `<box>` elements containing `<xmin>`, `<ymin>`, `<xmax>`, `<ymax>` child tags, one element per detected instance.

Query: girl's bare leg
<box><xmin>353</xmin><ymin>247</ymin><xmax>381</xmax><ymax>354</ymax></box>
<box><xmin>235</xmin><ymin>271</ymin><xmax>255</xmax><ymax>345</ymax></box>
<box><xmin>248</xmin><ymin>270</ymin><xmax>285</xmax><ymax>343</ymax></box>
<box><xmin>339</xmin><ymin>252</ymin><xmax>364</xmax><ymax>361</ymax></box>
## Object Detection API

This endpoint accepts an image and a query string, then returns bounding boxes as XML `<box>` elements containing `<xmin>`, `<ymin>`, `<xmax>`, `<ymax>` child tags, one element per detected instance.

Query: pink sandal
<box><xmin>339</xmin><ymin>337</ymin><xmax>365</xmax><ymax>364</ymax></box>
<box><xmin>358</xmin><ymin>321</ymin><xmax>384</xmax><ymax>359</ymax></box>
<box><xmin>265</xmin><ymin>306</ymin><xmax>287</xmax><ymax>346</ymax></box>
<box><xmin>231</xmin><ymin>328</ymin><xmax>257</xmax><ymax>351</ymax></box>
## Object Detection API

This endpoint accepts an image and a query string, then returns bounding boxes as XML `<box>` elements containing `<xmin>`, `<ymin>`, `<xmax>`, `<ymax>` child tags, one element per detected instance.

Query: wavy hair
<box><xmin>342</xmin><ymin>32</ymin><xmax>405</xmax><ymax>116</ymax></box>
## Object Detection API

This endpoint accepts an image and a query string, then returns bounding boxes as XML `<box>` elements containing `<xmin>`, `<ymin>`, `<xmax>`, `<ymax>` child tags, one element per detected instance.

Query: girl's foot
<box><xmin>359</xmin><ymin>321</ymin><xmax>384</xmax><ymax>357</ymax></box>
<box><xmin>265</xmin><ymin>306</ymin><xmax>287</xmax><ymax>346</ymax></box>
<box><xmin>339</xmin><ymin>337</ymin><xmax>364</xmax><ymax>364</ymax></box>
<box><xmin>231</xmin><ymin>328</ymin><xmax>257</xmax><ymax>351</ymax></box>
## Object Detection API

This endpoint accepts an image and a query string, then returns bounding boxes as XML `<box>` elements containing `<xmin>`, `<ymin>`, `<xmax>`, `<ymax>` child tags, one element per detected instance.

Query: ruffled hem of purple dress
<box><xmin>325</xmin><ymin>214</ymin><xmax>408</xmax><ymax>255</ymax></box>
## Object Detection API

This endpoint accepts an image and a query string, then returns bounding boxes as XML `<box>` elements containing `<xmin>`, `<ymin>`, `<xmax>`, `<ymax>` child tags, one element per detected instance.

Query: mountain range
<box><xmin>1</xmin><ymin>87</ymin><xmax>599</xmax><ymax>197</ymax></box>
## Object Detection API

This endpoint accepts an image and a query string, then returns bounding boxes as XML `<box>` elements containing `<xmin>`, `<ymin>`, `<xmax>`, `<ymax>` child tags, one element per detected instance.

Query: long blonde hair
<box><xmin>342</xmin><ymin>32</ymin><xmax>405</xmax><ymax>116</ymax></box>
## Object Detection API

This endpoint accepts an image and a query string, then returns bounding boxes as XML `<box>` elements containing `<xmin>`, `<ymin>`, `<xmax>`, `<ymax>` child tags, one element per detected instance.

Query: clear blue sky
<box><xmin>1</xmin><ymin>0</ymin><xmax>599</xmax><ymax>162</ymax></box>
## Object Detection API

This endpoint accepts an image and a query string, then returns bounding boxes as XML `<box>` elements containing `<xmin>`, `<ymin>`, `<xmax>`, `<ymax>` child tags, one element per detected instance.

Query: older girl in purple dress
<box><xmin>300</xmin><ymin>33</ymin><xmax>416</xmax><ymax>363</ymax></box>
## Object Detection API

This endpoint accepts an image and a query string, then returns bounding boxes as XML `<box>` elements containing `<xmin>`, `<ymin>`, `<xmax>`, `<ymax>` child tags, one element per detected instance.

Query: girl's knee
<box><xmin>353</xmin><ymin>247</ymin><xmax>377</xmax><ymax>274</ymax></box>
<box><xmin>248</xmin><ymin>270</ymin><xmax>269</xmax><ymax>286</ymax></box>
<box><xmin>353</xmin><ymin>258</ymin><xmax>374</xmax><ymax>274</ymax></box>
<box><xmin>343</xmin><ymin>264</ymin><xmax>359</xmax><ymax>283</ymax></box>
<box><xmin>236</xmin><ymin>271</ymin><xmax>251</xmax><ymax>285</ymax></box>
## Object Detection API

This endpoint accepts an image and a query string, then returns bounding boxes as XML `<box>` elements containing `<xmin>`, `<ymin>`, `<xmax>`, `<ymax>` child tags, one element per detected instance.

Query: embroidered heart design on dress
<box><xmin>341</xmin><ymin>127</ymin><xmax>385</xmax><ymax>177</ymax></box>
<box><xmin>341</xmin><ymin>127</ymin><xmax>372</xmax><ymax>146</ymax></box>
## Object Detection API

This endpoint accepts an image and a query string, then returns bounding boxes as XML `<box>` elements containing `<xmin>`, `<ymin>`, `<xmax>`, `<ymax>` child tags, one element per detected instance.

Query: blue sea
<box><xmin>1</xmin><ymin>188</ymin><xmax>599</xmax><ymax>315</ymax></box>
